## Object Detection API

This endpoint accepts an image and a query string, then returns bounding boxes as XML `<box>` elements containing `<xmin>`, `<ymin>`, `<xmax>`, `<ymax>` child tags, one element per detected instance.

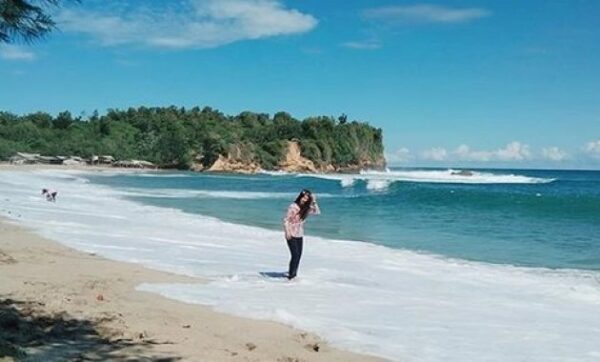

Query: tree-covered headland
<box><xmin>0</xmin><ymin>106</ymin><xmax>386</xmax><ymax>172</ymax></box>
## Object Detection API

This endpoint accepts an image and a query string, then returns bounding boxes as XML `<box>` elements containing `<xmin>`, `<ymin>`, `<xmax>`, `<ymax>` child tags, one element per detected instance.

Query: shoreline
<box><xmin>0</xmin><ymin>219</ymin><xmax>385</xmax><ymax>361</ymax></box>
<box><xmin>0</xmin><ymin>162</ymin><xmax>378</xmax><ymax>175</ymax></box>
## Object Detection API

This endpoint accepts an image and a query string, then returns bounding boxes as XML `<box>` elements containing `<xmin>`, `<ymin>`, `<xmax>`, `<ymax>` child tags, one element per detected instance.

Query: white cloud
<box><xmin>585</xmin><ymin>140</ymin><xmax>600</xmax><ymax>159</ymax></box>
<box><xmin>421</xmin><ymin>147</ymin><xmax>447</xmax><ymax>161</ymax></box>
<box><xmin>363</xmin><ymin>4</ymin><xmax>490</xmax><ymax>24</ymax></box>
<box><xmin>0</xmin><ymin>44</ymin><xmax>36</xmax><ymax>61</ymax></box>
<box><xmin>341</xmin><ymin>40</ymin><xmax>381</xmax><ymax>50</ymax></box>
<box><xmin>454</xmin><ymin>144</ymin><xmax>491</xmax><ymax>162</ymax></box>
<box><xmin>387</xmin><ymin>147</ymin><xmax>412</xmax><ymax>163</ymax></box>
<box><xmin>57</xmin><ymin>0</ymin><xmax>318</xmax><ymax>49</ymax></box>
<box><xmin>541</xmin><ymin>147</ymin><xmax>568</xmax><ymax>161</ymax></box>
<box><xmin>495</xmin><ymin>141</ymin><xmax>531</xmax><ymax>161</ymax></box>
<box><xmin>419</xmin><ymin>142</ymin><xmax>533</xmax><ymax>163</ymax></box>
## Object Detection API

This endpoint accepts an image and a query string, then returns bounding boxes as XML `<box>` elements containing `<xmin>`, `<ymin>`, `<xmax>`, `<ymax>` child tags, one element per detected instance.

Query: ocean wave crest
<box><xmin>301</xmin><ymin>169</ymin><xmax>554</xmax><ymax>190</ymax></box>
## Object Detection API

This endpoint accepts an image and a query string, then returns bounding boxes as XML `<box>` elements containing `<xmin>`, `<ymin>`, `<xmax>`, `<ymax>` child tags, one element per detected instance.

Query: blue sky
<box><xmin>1</xmin><ymin>0</ymin><xmax>599</xmax><ymax>169</ymax></box>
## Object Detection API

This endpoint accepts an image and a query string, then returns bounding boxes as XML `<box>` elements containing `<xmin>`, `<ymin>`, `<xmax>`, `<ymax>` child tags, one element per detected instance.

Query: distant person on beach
<box><xmin>42</xmin><ymin>188</ymin><xmax>57</xmax><ymax>202</ymax></box>
<box><xmin>283</xmin><ymin>189</ymin><xmax>320</xmax><ymax>280</ymax></box>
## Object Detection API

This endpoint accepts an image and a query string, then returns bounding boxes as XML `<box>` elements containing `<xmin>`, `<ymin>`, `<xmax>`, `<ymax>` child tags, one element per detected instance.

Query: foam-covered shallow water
<box><xmin>1</xmin><ymin>169</ymin><xmax>600</xmax><ymax>361</ymax></box>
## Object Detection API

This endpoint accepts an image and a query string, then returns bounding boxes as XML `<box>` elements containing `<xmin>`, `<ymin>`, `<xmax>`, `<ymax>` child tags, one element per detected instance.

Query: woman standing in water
<box><xmin>283</xmin><ymin>189</ymin><xmax>320</xmax><ymax>280</ymax></box>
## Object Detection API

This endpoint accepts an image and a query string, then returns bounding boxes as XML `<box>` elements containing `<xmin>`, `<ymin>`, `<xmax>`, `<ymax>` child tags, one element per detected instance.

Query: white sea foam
<box><xmin>135</xmin><ymin>172</ymin><xmax>190</xmax><ymax>178</ymax></box>
<box><xmin>259</xmin><ymin>170</ymin><xmax>293</xmax><ymax>177</ymax></box>
<box><xmin>339</xmin><ymin>178</ymin><xmax>356</xmax><ymax>187</ymax></box>
<box><xmin>117</xmin><ymin>188</ymin><xmax>298</xmax><ymax>200</ymax></box>
<box><xmin>301</xmin><ymin>169</ymin><xmax>554</xmax><ymax>189</ymax></box>
<box><xmin>366</xmin><ymin>179</ymin><xmax>391</xmax><ymax>191</ymax></box>
<box><xmin>1</xmin><ymin>170</ymin><xmax>598</xmax><ymax>362</ymax></box>
<box><xmin>362</xmin><ymin>169</ymin><xmax>554</xmax><ymax>184</ymax></box>
<box><xmin>116</xmin><ymin>188</ymin><xmax>337</xmax><ymax>200</ymax></box>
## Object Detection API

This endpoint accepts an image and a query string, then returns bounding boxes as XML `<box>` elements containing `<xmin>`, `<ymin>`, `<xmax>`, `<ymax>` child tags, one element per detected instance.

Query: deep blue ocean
<box><xmin>87</xmin><ymin>168</ymin><xmax>600</xmax><ymax>271</ymax></box>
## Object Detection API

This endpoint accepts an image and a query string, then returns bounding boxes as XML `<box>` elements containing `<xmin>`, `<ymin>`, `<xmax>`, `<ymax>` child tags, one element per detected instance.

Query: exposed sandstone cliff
<box><xmin>207</xmin><ymin>144</ymin><xmax>261</xmax><ymax>173</ymax></box>
<box><xmin>206</xmin><ymin>140</ymin><xmax>385</xmax><ymax>174</ymax></box>
<box><xmin>278</xmin><ymin>141</ymin><xmax>317</xmax><ymax>173</ymax></box>
<box><xmin>208</xmin><ymin>155</ymin><xmax>261</xmax><ymax>173</ymax></box>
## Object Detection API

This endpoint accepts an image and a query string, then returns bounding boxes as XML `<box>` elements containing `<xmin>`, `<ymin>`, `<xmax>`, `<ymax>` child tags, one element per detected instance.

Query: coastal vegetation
<box><xmin>0</xmin><ymin>107</ymin><xmax>385</xmax><ymax>171</ymax></box>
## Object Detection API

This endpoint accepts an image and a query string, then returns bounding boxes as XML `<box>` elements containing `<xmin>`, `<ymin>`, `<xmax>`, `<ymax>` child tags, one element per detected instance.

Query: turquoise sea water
<box><xmin>88</xmin><ymin>168</ymin><xmax>600</xmax><ymax>271</ymax></box>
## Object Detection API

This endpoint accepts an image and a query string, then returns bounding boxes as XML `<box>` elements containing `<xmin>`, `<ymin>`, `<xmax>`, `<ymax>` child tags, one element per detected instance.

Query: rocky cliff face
<box><xmin>278</xmin><ymin>141</ymin><xmax>317</xmax><ymax>173</ymax></box>
<box><xmin>206</xmin><ymin>141</ymin><xmax>385</xmax><ymax>174</ymax></box>
<box><xmin>207</xmin><ymin>144</ymin><xmax>261</xmax><ymax>173</ymax></box>
<box><xmin>207</xmin><ymin>155</ymin><xmax>261</xmax><ymax>173</ymax></box>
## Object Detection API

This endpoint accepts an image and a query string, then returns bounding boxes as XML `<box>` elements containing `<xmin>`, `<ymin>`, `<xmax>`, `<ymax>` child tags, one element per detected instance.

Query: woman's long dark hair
<box><xmin>294</xmin><ymin>189</ymin><xmax>313</xmax><ymax>220</ymax></box>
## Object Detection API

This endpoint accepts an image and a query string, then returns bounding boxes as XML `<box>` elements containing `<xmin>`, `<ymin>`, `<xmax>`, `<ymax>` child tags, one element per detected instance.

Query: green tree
<box><xmin>23</xmin><ymin>111</ymin><xmax>52</xmax><ymax>128</ymax></box>
<box><xmin>0</xmin><ymin>0</ymin><xmax>75</xmax><ymax>43</ymax></box>
<box><xmin>153</xmin><ymin>116</ymin><xmax>190</xmax><ymax>168</ymax></box>
<box><xmin>53</xmin><ymin>110</ymin><xmax>73</xmax><ymax>129</ymax></box>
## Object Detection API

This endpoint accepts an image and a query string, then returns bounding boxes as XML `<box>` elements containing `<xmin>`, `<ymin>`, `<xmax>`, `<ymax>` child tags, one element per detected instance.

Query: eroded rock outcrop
<box><xmin>278</xmin><ymin>141</ymin><xmax>317</xmax><ymax>173</ymax></box>
<box><xmin>207</xmin><ymin>144</ymin><xmax>261</xmax><ymax>173</ymax></box>
<box><xmin>208</xmin><ymin>155</ymin><xmax>260</xmax><ymax>173</ymax></box>
<box><xmin>206</xmin><ymin>140</ymin><xmax>386</xmax><ymax>174</ymax></box>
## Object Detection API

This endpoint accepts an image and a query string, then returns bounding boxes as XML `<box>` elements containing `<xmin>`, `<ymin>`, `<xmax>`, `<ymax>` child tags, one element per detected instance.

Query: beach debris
<box><xmin>305</xmin><ymin>343</ymin><xmax>320</xmax><ymax>352</ymax></box>
<box><xmin>182</xmin><ymin>324</ymin><xmax>191</xmax><ymax>329</ymax></box>
<box><xmin>96</xmin><ymin>294</ymin><xmax>104</xmax><ymax>302</ymax></box>
<box><xmin>245</xmin><ymin>342</ymin><xmax>257</xmax><ymax>351</ymax></box>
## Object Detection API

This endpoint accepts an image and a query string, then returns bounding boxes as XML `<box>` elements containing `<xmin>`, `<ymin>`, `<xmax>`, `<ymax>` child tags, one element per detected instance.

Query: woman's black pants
<box><xmin>286</xmin><ymin>237</ymin><xmax>303</xmax><ymax>279</ymax></box>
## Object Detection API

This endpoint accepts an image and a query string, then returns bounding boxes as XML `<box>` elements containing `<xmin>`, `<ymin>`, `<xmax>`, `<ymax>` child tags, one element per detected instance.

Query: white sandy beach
<box><xmin>0</xmin><ymin>218</ymin><xmax>385</xmax><ymax>361</ymax></box>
